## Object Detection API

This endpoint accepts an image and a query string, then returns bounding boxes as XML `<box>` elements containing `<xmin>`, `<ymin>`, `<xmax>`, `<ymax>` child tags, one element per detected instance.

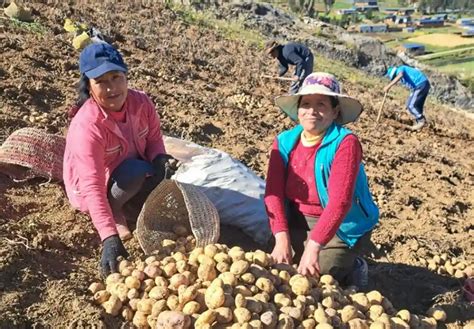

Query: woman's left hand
<box><xmin>297</xmin><ymin>239</ymin><xmax>322</xmax><ymax>277</ymax></box>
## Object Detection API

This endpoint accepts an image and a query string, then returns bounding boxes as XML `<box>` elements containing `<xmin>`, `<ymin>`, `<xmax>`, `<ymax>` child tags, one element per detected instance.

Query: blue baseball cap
<box><xmin>79</xmin><ymin>43</ymin><xmax>127</xmax><ymax>79</ymax></box>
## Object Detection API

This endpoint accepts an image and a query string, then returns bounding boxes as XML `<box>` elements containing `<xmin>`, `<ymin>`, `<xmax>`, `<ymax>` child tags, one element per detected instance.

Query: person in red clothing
<box><xmin>265</xmin><ymin>72</ymin><xmax>379</xmax><ymax>286</ymax></box>
<box><xmin>64</xmin><ymin>43</ymin><xmax>179</xmax><ymax>276</ymax></box>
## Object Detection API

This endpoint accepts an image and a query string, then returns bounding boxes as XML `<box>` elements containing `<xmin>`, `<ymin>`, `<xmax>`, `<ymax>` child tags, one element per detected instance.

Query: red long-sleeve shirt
<box><xmin>264</xmin><ymin>134</ymin><xmax>362</xmax><ymax>246</ymax></box>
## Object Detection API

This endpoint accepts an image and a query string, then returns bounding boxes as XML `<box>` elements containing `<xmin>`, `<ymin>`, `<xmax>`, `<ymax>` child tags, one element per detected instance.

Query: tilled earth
<box><xmin>0</xmin><ymin>2</ymin><xmax>473</xmax><ymax>328</ymax></box>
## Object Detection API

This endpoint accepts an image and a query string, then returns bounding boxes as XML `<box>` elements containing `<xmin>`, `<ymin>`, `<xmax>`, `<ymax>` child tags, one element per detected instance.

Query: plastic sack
<box><xmin>164</xmin><ymin>136</ymin><xmax>272</xmax><ymax>246</ymax></box>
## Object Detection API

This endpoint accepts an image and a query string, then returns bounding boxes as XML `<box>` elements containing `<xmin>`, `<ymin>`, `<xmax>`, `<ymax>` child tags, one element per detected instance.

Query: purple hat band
<box><xmin>302</xmin><ymin>74</ymin><xmax>341</xmax><ymax>94</ymax></box>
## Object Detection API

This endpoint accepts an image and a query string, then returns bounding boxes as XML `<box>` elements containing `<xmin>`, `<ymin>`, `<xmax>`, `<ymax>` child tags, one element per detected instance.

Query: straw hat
<box><xmin>275</xmin><ymin>72</ymin><xmax>363</xmax><ymax>125</ymax></box>
<box><xmin>136</xmin><ymin>179</ymin><xmax>220</xmax><ymax>255</ymax></box>
<box><xmin>0</xmin><ymin>128</ymin><xmax>65</xmax><ymax>181</ymax></box>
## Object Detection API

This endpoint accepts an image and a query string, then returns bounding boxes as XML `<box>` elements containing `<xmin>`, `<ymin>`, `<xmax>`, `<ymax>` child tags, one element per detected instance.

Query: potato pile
<box><xmin>88</xmin><ymin>235</ymin><xmax>447</xmax><ymax>329</ymax></box>
<box><xmin>418</xmin><ymin>253</ymin><xmax>473</xmax><ymax>279</ymax></box>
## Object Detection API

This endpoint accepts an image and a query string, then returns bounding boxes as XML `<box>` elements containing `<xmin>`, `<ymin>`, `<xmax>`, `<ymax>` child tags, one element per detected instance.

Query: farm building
<box><xmin>358</xmin><ymin>24</ymin><xmax>388</xmax><ymax>32</ymax></box>
<box><xmin>336</xmin><ymin>8</ymin><xmax>357</xmax><ymax>15</ymax></box>
<box><xmin>385</xmin><ymin>15</ymin><xmax>413</xmax><ymax>27</ymax></box>
<box><xmin>462</xmin><ymin>29</ymin><xmax>474</xmax><ymax>37</ymax></box>
<box><xmin>355</xmin><ymin>0</ymin><xmax>378</xmax><ymax>7</ymax></box>
<box><xmin>457</xmin><ymin>18</ymin><xmax>474</xmax><ymax>27</ymax></box>
<box><xmin>356</xmin><ymin>5</ymin><xmax>380</xmax><ymax>12</ymax></box>
<box><xmin>417</xmin><ymin>18</ymin><xmax>444</xmax><ymax>28</ymax></box>
<box><xmin>402</xmin><ymin>43</ymin><xmax>425</xmax><ymax>55</ymax></box>
<box><xmin>432</xmin><ymin>14</ymin><xmax>448</xmax><ymax>21</ymax></box>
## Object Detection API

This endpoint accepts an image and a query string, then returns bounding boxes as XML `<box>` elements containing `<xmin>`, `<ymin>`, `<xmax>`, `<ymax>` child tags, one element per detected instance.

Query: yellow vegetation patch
<box><xmin>407</xmin><ymin>33</ymin><xmax>474</xmax><ymax>47</ymax></box>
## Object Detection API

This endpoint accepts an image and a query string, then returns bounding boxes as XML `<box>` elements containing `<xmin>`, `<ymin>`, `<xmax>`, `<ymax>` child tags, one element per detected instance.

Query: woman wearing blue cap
<box><xmin>63</xmin><ymin>43</ymin><xmax>178</xmax><ymax>276</ymax></box>
<box><xmin>383</xmin><ymin>65</ymin><xmax>430</xmax><ymax>131</ymax></box>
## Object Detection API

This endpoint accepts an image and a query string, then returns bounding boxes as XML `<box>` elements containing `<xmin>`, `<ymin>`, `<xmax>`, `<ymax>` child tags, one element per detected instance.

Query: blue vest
<box><xmin>277</xmin><ymin>123</ymin><xmax>379</xmax><ymax>247</ymax></box>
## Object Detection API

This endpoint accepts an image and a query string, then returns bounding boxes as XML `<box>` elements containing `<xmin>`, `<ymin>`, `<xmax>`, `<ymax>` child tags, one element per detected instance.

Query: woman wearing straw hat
<box><xmin>63</xmin><ymin>43</ymin><xmax>178</xmax><ymax>276</ymax></box>
<box><xmin>264</xmin><ymin>72</ymin><xmax>379</xmax><ymax>286</ymax></box>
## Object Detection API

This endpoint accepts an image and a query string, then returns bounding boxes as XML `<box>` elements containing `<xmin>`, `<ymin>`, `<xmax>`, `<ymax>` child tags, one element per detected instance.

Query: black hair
<box><xmin>297</xmin><ymin>95</ymin><xmax>339</xmax><ymax>108</ymax></box>
<box><xmin>68</xmin><ymin>74</ymin><xmax>90</xmax><ymax>119</ymax></box>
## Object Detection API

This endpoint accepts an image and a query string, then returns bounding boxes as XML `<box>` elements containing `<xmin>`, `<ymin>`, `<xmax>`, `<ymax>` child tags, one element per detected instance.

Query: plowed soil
<box><xmin>0</xmin><ymin>2</ymin><xmax>473</xmax><ymax>328</ymax></box>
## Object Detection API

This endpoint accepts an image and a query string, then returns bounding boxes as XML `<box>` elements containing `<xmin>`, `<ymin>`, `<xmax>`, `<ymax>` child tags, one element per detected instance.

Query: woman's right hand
<box><xmin>271</xmin><ymin>232</ymin><xmax>292</xmax><ymax>264</ymax></box>
<box><xmin>101</xmin><ymin>235</ymin><xmax>129</xmax><ymax>277</ymax></box>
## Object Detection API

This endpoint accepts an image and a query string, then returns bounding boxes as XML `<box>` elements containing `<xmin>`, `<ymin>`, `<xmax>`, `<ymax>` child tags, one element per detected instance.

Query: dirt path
<box><xmin>0</xmin><ymin>2</ymin><xmax>473</xmax><ymax>328</ymax></box>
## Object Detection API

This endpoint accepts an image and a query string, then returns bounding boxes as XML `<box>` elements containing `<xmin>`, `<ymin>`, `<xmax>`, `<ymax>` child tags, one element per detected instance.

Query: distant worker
<box><xmin>384</xmin><ymin>65</ymin><xmax>430</xmax><ymax>131</ymax></box>
<box><xmin>265</xmin><ymin>40</ymin><xmax>314</xmax><ymax>95</ymax></box>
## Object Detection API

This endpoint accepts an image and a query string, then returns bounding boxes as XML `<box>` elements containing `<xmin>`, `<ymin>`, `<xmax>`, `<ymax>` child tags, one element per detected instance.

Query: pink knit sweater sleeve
<box><xmin>264</xmin><ymin>139</ymin><xmax>289</xmax><ymax>234</ymax></box>
<box><xmin>309</xmin><ymin>134</ymin><xmax>362</xmax><ymax>246</ymax></box>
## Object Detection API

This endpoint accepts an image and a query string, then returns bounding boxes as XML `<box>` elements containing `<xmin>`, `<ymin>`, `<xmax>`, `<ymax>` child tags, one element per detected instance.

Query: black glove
<box><xmin>152</xmin><ymin>154</ymin><xmax>180</xmax><ymax>180</ymax></box>
<box><xmin>101</xmin><ymin>235</ymin><xmax>129</xmax><ymax>277</ymax></box>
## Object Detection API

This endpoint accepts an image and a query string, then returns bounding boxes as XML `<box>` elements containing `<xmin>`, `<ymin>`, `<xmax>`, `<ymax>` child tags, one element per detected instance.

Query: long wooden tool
<box><xmin>261</xmin><ymin>74</ymin><xmax>296</xmax><ymax>82</ymax></box>
<box><xmin>375</xmin><ymin>93</ymin><xmax>388</xmax><ymax>126</ymax></box>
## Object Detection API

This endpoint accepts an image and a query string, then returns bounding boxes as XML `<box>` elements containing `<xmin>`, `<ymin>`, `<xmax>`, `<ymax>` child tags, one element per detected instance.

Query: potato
<box><xmin>176</xmin><ymin>260</ymin><xmax>189</xmax><ymax>273</ymax></box>
<box><xmin>322</xmin><ymin>296</ymin><xmax>338</xmax><ymax>309</ymax></box>
<box><xmin>124</xmin><ymin>275</ymin><xmax>141</xmax><ymax>290</ymax></box>
<box><xmin>319</xmin><ymin>275</ymin><xmax>335</xmax><ymax>286</ymax></box>
<box><xmin>155</xmin><ymin>276</ymin><xmax>168</xmax><ymax>287</ymax></box>
<box><xmin>396</xmin><ymin>309</ymin><xmax>410</xmax><ymax>323</ymax></box>
<box><xmin>426</xmin><ymin>306</ymin><xmax>447</xmax><ymax>322</ymax></box>
<box><xmin>281</xmin><ymin>306</ymin><xmax>303</xmax><ymax>321</ymax></box>
<box><xmin>256</xmin><ymin>277</ymin><xmax>274</xmax><ymax>294</ymax></box>
<box><xmin>228</xmin><ymin>247</ymin><xmax>245</xmax><ymax>261</ymax></box>
<box><xmin>234</xmin><ymin>293</ymin><xmax>247</xmax><ymax>308</ymax></box>
<box><xmin>204</xmin><ymin>244</ymin><xmax>219</xmax><ymax>258</ymax></box>
<box><xmin>132</xmin><ymin>269</ymin><xmax>146</xmax><ymax>281</ymax></box>
<box><xmin>291</xmin><ymin>276</ymin><xmax>311</xmax><ymax>296</ymax></box>
<box><xmin>454</xmin><ymin>269</ymin><xmax>466</xmax><ymax>279</ymax></box>
<box><xmin>195</xmin><ymin>310</ymin><xmax>217</xmax><ymax>327</ymax></box>
<box><xmin>230</xmin><ymin>260</ymin><xmax>250</xmax><ymax>276</ymax></box>
<box><xmin>215</xmin><ymin>307</ymin><xmax>233</xmax><ymax>323</ymax></box>
<box><xmin>246</xmin><ymin>298</ymin><xmax>263</xmax><ymax>314</ymax></box>
<box><xmin>381</xmin><ymin>298</ymin><xmax>396</xmax><ymax>315</ymax></box>
<box><xmin>137</xmin><ymin>298</ymin><xmax>155</xmax><ymax>315</ymax></box>
<box><xmin>277</xmin><ymin>314</ymin><xmax>295</xmax><ymax>329</ymax></box>
<box><xmin>215</xmin><ymin>252</ymin><xmax>232</xmax><ymax>264</ymax></box>
<box><xmin>241</xmin><ymin>273</ymin><xmax>256</xmax><ymax>285</ymax></box>
<box><xmin>217</xmin><ymin>261</ymin><xmax>231</xmax><ymax>273</ymax></box>
<box><xmin>121</xmin><ymin>267</ymin><xmax>133</xmax><ymax>277</ymax></box>
<box><xmin>142</xmin><ymin>279</ymin><xmax>156</xmax><ymax>293</ymax></box>
<box><xmin>348</xmin><ymin>319</ymin><xmax>369</xmax><ymax>329</ymax></box>
<box><xmin>298</xmin><ymin>318</ymin><xmax>316</xmax><ymax>329</ymax></box>
<box><xmin>149</xmin><ymin>286</ymin><xmax>169</xmax><ymax>300</ymax></box>
<box><xmin>133</xmin><ymin>310</ymin><xmax>149</xmax><ymax>328</ymax></box>
<box><xmin>129</xmin><ymin>298</ymin><xmax>140</xmax><ymax>311</ymax></box>
<box><xmin>341</xmin><ymin>305</ymin><xmax>358</xmax><ymax>323</ymax></box>
<box><xmin>274</xmin><ymin>293</ymin><xmax>292</xmax><ymax>308</ymax></box>
<box><xmin>155</xmin><ymin>310</ymin><xmax>191</xmax><ymax>329</ymax></box>
<box><xmin>106</xmin><ymin>273</ymin><xmax>123</xmax><ymax>286</ymax></box>
<box><xmin>121</xmin><ymin>306</ymin><xmax>134</xmax><ymax>321</ymax></box>
<box><xmin>234</xmin><ymin>285</ymin><xmax>253</xmax><ymax>297</ymax></box>
<box><xmin>390</xmin><ymin>317</ymin><xmax>409</xmax><ymax>329</ymax></box>
<box><xmin>103</xmin><ymin>295</ymin><xmax>122</xmax><ymax>316</ymax></box>
<box><xmin>198</xmin><ymin>263</ymin><xmax>217</xmax><ymax>282</ymax></box>
<box><xmin>88</xmin><ymin>282</ymin><xmax>105</xmax><ymax>294</ymax></box>
<box><xmin>167</xmin><ymin>295</ymin><xmax>180</xmax><ymax>311</ymax></box>
<box><xmin>253</xmin><ymin>250</ymin><xmax>271</xmax><ymax>267</ymax></box>
<box><xmin>254</xmin><ymin>292</ymin><xmax>270</xmax><ymax>303</ymax></box>
<box><xmin>260</xmin><ymin>311</ymin><xmax>278</xmax><ymax>328</ymax></box>
<box><xmin>366</xmin><ymin>291</ymin><xmax>383</xmax><ymax>305</ymax></box>
<box><xmin>128</xmin><ymin>288</ymin><xmax>139</xmax><ymax>300</ymax></box>
<box><xmin>112</xmin><ymin>282</ymin><xmax>129</xmax><ymax>302</ymax></box>
<box><xmin>351</xmin><ymin>293</ymin><xmax>370</xmax><ymax>312</ymax></box>
<box><xmin>144</xmin><ymin>264</ymin><xmax>161</xmax><ymax>279</ymax></box>
<box><xmin>183</xmin><ymin>301</ymin><xmax>201</xmax><ymax>315</ymax></box>
<box><xmin>419</xmin><ymin>316</ymin><xmax>437</xmax><ymax>329</ymax></box>
<box><xmin>219</xmin><ymin>272</ymin><xmax>237</xmax><ymax>286</ymax></box>
<box><xmin>368</xmin><ymin>304</ymin><xmax>384</xmax><ymax>321</ymax></box>
<box><xmin>169</xmin><ymin>273</ymin><xmax>189</xmax><ymax>291</ymax></box>
<box><xmin>151</xmin><ymin>299</ymin><xmax>167</xmax><ymax>317</ymax></box>
<box><xmin>93</xmin><ymin>290</ymin><xmax>110</xmax><ymax>304</ymax></box>
<box><xmin>314</xmin><ymin>306</ymin><xmax>330</xmax><ymax>324</ymax></box>
<box><xmin>249</xmin><ymin>319</ymin><xmax>264</xmax><ymax>329</ymax></box>
<box><xmin>163</xmin><ymin>262</ymin><xmax>178</xmax><ymax>278</ymax></box>
<box><xmin>205</xmin><ymin>285</ymin><xmax>225</xmax><ymax>309</ymax></box>
<box><xmin>369</xmin><ymin>321</ymin><xmax>388</xmax><ymax>329</ymax></box>
<box><xmin>234</xmin><ymin>307</ymin><xmax>252</xmax><ymax>324</ymax></box>
<box><xmin>178</xmin><ymin>284</ymin><xmax>199</xmax><ymax>305</ymax></box>
<box><xmin>147</xmin><ymin>314</ymin><xmax>157</xmax><ymax>328</ymax></box>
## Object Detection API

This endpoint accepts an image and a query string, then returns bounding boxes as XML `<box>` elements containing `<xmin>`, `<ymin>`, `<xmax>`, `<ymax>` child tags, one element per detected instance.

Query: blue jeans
<box><xmin>290</xmin><ymin>54</ymin><xmax>314</xmax><ymax>95</ymax></box>
<box><xmin>406</xmin><ymin>81</ymin><xmax>430</xmax><ymax>121</ymax></box>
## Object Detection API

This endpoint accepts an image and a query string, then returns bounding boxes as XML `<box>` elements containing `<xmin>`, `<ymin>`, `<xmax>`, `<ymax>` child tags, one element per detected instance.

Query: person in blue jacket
<box><xmin>384</xmin><ymin>65</ymin><xmax>430</xmax><ymax>131</ymax></box>
<box><xmin>265</xmin><ymin>40</ymin><xmax>314</xmax><ymax>95</ymax></box>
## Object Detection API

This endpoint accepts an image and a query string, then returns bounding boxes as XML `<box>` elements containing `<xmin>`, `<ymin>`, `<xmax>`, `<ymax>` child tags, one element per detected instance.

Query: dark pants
<box><xmin>289</xmin><ymin>54</ymin><xmax>314</xmax><ymax>95</ymax></box>
<box><xmin>269</xmin><ymin>203</ymin><xmax>372</xmax><ymax>284</ymax></box>
<box><xmin>406</xmin><ymin>81</ymin><xmax>430</xmax><ymax>122</ymax></box>
<box><xmin>107</xmin><ymin>158</ymin><xmax>164</xmax><ymax>224</ymax></box>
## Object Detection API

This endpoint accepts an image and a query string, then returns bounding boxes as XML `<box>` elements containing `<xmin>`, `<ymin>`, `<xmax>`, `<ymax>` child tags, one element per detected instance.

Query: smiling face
<box><xmin>297</xmin><ymin>94</ymin><xmax>339</xmax><ymax>136</ymax></box>
<box><xmin>89</xmin><ymin>71</ymin><xmax>128</xmax><ymax>112</ymax></box>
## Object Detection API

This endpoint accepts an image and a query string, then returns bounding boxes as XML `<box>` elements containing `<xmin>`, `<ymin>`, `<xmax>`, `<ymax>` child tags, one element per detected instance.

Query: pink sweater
<box><xmin>63</xmin><ymin>89</ymin><xmax>166</xmax><ymax>241</ymax></box>
<box><xmin>264</xmin><ymin>135</ymin><xmax>362</xmax><ymax>246</ymax></box>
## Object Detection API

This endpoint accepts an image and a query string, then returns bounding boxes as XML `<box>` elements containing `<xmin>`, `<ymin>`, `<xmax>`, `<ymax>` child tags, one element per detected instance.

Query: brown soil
<box><xmin>0</xmin><ymin>2</ymin><xmax>473</xmax><ymax>328</ymax></box>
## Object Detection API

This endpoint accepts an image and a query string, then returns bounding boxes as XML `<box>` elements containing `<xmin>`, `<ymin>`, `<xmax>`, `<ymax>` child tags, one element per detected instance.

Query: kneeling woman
<box><xmin>265</xmin><ymin>72</ymin><xmax>379</xmax><ymax>286</ymax></box>
<box><xmin>63</xmin><ymin>43</ymin><xmax>177</xmax><ymax>275</ymax></box>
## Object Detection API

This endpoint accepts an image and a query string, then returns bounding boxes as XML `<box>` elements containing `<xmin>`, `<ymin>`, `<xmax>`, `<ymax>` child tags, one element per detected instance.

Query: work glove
<box><xmin>100</xmin><ymin>235</ymin><xmax>129</xmax><ymax>277</ymax></box>
<box><xmin>152</xmin><ymin>154</ymin><xmax>180</xmax><ymax>180</ymax></box>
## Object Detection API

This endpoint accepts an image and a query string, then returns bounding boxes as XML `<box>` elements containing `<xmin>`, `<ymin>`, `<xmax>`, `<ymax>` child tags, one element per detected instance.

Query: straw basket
<box><xmin>0</xmin><ymin>128</ymin><xmax>65</xmax><ymax>181</ymax></box>
<box><xmin>136</xmin><ymin>179</ymin><xmax>220</xmax><ymax>255</ymax></box>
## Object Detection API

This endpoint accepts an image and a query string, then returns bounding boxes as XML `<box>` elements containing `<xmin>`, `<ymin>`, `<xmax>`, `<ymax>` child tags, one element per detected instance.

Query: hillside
<box><xmin>0</xmin><ymin>2</ymin><xmax>473</xmax><ymax>328</ymax></box>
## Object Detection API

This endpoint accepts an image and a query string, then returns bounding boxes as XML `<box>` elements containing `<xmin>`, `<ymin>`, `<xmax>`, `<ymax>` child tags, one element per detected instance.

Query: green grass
<box><xmin>3</xmin><ymin>18</ymin><xmax>48</xmax><ymax>35</ymax></box>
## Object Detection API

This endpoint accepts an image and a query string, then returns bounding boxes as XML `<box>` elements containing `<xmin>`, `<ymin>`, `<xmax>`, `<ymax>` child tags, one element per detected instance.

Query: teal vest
<box><xmin>277</xmin><ymin>123</ymin><xmax>379</xmax><ymax>247</ymax></box>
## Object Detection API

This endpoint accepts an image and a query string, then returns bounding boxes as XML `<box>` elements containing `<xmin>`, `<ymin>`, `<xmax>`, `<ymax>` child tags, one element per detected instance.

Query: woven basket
<box><xmin>0</xmin><ymin>128</ymin><xmax>65</xmax><ymax>181</ymax></box>
<box><xmin>136</xmin><ymin>179</ymin><xmax>220</xmax><ymax>255</ymax></box>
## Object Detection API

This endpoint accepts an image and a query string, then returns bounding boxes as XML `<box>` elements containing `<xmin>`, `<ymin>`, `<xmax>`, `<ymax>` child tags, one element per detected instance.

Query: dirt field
<box><xmin>0</xmin><ymin>2</ymin><xmax>473</xmax><ymax>328</ymax></box>
<box><xmin>407</xmin><ymin>33</ymin><xmax>474</xmax><ymax>48</ymax></box>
